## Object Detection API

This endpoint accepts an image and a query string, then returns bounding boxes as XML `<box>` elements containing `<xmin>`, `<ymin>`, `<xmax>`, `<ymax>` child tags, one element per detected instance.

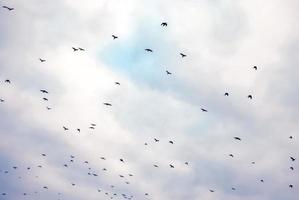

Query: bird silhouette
<box><xmin>234</xmin><ymin>137</ymin><xmax>241</xmax><ymax>141</ymax></box>
<box><xmin>112</xmin><ymin>35</ymin><xmax>118</xmax><ymax>39</ymax></box>
<box><xmin>43</xmin><ymin>97</ymin><xmax>48</xmax><ymax>101</ymax></box>
<box><xmin>79</xmin><ymin>48</ymin><xmax>85</xmax><ymax>51</ymax></box>
<box><xmin>289</xmin><ymin>184</ymin><xmax>293</xmax><ymax>188</ymax></box>
<box><xmin>154</xmin><ymin>138</ymin><xmax>159</xmax><ymax>142</ymax></box>
<box><xmin>2</xmin><ymin>6</ymin><xmax>14</xmax><ymax>11</ymax></box>
<box><xmin>46</xmin><ymin>107</ymin><xmax>51</xmax><ymax>110</ymax></box>
<box><xmin>4</xmin><ymin>79</ymin><xmax>10</xmax><ymax>83</ymax></box>
<box><xmin>39</xmin><ymin>58</ymin><xmax>46</xmax><ymax>62</ymax></box>
<box><xmin>0</xmin><ymin>99</ymin><xmax>4</xmax><ymax>102</ymax></box>
<box><xmin>91</xmin><ymin>123</ymin><xmax>96</xmax><ymax>126</ymax></box>
<box><xmin>170</xmin><ymin>164</ymin><xmax>174</xmax><ymax>168</ymax></box>
<box><xmin>209</xmin><ymin>189</ymin><xmax>215</xmax><ymax>192</ymax></box>
<box><xmin>169</xmin><ymin>140</ymin><xmax>174</xmax><ymax>144</ymax></box>
<box><xmin>290</xmin><ymin>157</ymin><xmax>296</xmax><ymax>161</ymax></box>
<box><xmin>248</xmin><ymin>95</ymin><xmax>253</xmax><ymax>99</ymax></box>
<box><xmin>63</xmin><ymin>126</ymin><xmax>69</xmax><ymax>131</ymax></box>
<box><xmin>115</xmin><ymin>82</ymin><xmax>120</xmax><ymax>85</ymax></box>
<box><xmin>229</xmin><ymin>154</ymin><xmax>234</xmax><ymax>158</ymax></box>
<box><xmin>40</xmin><ymin>89</ymin><xmax>48</xmax><ymax>93</ymax></box>
<box><xmin>185</xmin><ymin>162</ymin><xmax>189</xmax><ymax>165</ymax></box>
<box><xmin>153</xmin><ymin>164</ymin><xmax>159</xmax><ymax>168</ymax></box>
<box><xmin>232</xmin><ymin>187</ymin><xmax>236</xmax><ymax>191</ymax></box>
<box><xmin>103</xmin><ymin>103</ymin><xmax>112</xmax><ymax>106</ymax></box>
<box><xmin>72</xmin><ymin>47</ymin><xmax>78</xmax><ymax>51</ymax></box>
<box><xmin>180</xmin><ymin>53</ymin><xmax>186</xmax><ymax>58</ymax></box>
<box><xmin>77</xmin><ymin>128</ymin><xmax>80</xmax><ymax>132</ymax></box>
<box><xmin>166</xmin><ymin>70</ymin><xmax>172</xmax><ymax>75</ymax></box>
<box><xmin>41</xmin><ymin>154</ymin><xmax>46</xmax><ymax>156</ymax></box>
<box><xmin>201</xmin><ymin>108</ymin><xmax>208</xmax><ymax>112</ymax></box>
<box><xmin>290</xmin><ymin>167</ymin><xmax>294</xmax><ymax>170</ymax></box>
<box><xmin>145</xmin><ymin>48</ymin><xmax>153</xmax><ymax>52</ymax></box>
<box><xmin>100</xmin><ymin>157</ymin><xmax>106</xmax><ymax>160</ymax></box>
<box><xmin>120</xmin><ymin>158</ymin><xmax>124</xmax><ymax>162</ymax></box>
<box><xmin>224</xmin><ymin>92</ymin><xmax>229</xmax><ymax>96</ymax></box>
<box><xmin>161</xmin><ymin>22</ymin><xmax>168</xmax><ymax>26</ymax></box>
<box><xmin>253</xmin><ymin>66</ymin><xmax>257</xmax><ymax>70</ymax></box>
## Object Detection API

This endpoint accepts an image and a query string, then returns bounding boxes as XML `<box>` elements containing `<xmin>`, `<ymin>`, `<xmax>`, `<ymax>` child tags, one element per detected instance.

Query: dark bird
<box><xmin>40</xmin><ymin>90</ymin><xmax>48</xmax><ymax>93</ymax></box>
<box><xmin>169</xmin><ymin>140</ymin><xmax>174</xmax><ymax>144</ymax></box>
<box><xmin>289</xmin><ymin>184</ymin><xmax>293</xmax><ymax>188</ymax></box>
<box><xmin>2</xmin><ymin>6</ymin><xmax>14</xmax><ymax>11</ymax></box>
<box><xmin>154</xmin><ymin>138</ymin><xmax>159</xmax><ymax>142</ymax></box>
<box><xmin>232</xmin><ymin>187</ymin><xmax>236</xmax><ymax>191</ymax></box>
<box><xmin>42</xmin><ymin>154</ymin><xmax>46</xmax><ymax>156</ymax></box>
<box><xmin>209</xmin><ymin>189</ymin><xmax>215</xmax><ymax>193</ymax></box>
<box><xmin>166</xmin><ymin>70</ymin><xmax>172</xmax><ymax>75</ymax></box>
<box><xmin>43</xmin><ymin>97</ymin><xmax>48</xmax><ymax>101</ymax></box>
<box><xmin>229</xmin><ymin>154</ymin><xmax>234</xmax><ymax>158</ymax></box>
<box><xmin>120</xmin><ymin>158</ymin><xmax>124</xmax><ymax>162</ymax></box>
<box><xmin>260</xmin><ymin>179</ymin><xmax>264</xmax><ymax>183</ymax></box>
<box><xmin>145</xmin><ymin>193</ymin><xmax>149</xmax><ymax>196</ymax></box>
<box><xmin>102</xmin><ymin>168</ymin><xmax>107</xmax><ymax>171</ymax></box>
<box><xmin>253</xmin><ymin>66</ymin><xmax>257</xmax><ymax>70</ymax></box>
<box><xmin>79</xmin><ymin>48</ymin><xmax>85</xmax><ymax>51</ymax></box>
<box><xmin>248</xmin><ymin>95</ymin><xmax>253</xmax><ymax>99</ymax></box>
<box><xmin>145</xmin><ymin>48</ymin><xmax>153</xmax><ymax>52</ymax></box>
<box><xmin>63</xmin><ymin>126</ymin><xmax>68</xmax><ymax>131</ymax></box>
<box><xmin>89</xmin><ymin>126</ymin><xmax>95</xmax><ymax>129</ymax></box>
<box><xmin>224</xmin><ymin>92</ymin><xmax>229</xmax><ymax>96</ymax></box>
<box><xmin>71</xmin><ymin>183</ymin><xmax>76</xmax><ymax>186</ymax></box>
<box><xmin>0</xmin><ymin>99</ymin><xmax>4</xmax><ymax>102</ymax></box>
<box><xmin>234</xmin><ymin>137</ymin><xmax>241</xmax><ymax>141</ymax></box>
<box><xmin>39</xmin><ymin>58</ymin><xmax>46</xmax><ymax>62</ymax></box>
<box><xmin>100</xmin><ymin>157</ymin><xmax>106</xmax><ymax>160</ymax></box>
<box><xmin>93</xmin><ymin>173</ymin><xmax>98</xmax><ymax>176</ymax></box>
<box><xmin>180</xmin><ymin>53</ymin><xmax>186</xmax><ymax>58</ymax></box>
<box><xmin>1</xmin><ymin>193</ymin><xmax>7</xmax><ymax>196</ymax></box>
<box><xmin>70</xmin><ymin>155</ymin><xmax>75</xmax><ymax>158</ymax></box>
<box><xmin>77</xmin><ymin>128</ymin><xmax>80</xmax><ymax>132</ymax></box>
<box><xmin>289</xmin><ymin>136</ymin><xmax>293</xmax><ymax>139</ymax></box>
<box><xmin>153</xmin><ymin>164</ymin><xmax>159</xmax><ymax>168</ymax></box>
<box><xmin>103</xmin><ymin>103</ymin><xmax>112</xmax><ymax>106</ymax></box>
<box><xmin>201</xmin><ymin>108</ymin><xmax>208</xmax><ymax>112</ymax></box>
<box><xmin>43</xmin><ymin>186</ymin><xmax>48</xmax><ymax>189</ymax></box>
<box><xmin>13</xmin><ymin>166</ymin><xmax>17</xmax><ymax>169</ymax></box>
<box><xmin>119</xmin><ymin>175</ymin><xmax>124</xmax><ymax>178</ymax></box>
<box><xmin>252</xmin><ymin>161</ymin><xmax>256</xmax><ymax>164</ymax></box>
<box><xmin>170</xmin><ymin>164</ymin><xmax>174</xmax><ymax>168</ymax></box>
<box><xmin>290</xmin><ymin>157</ymin><xmax>296</xmax><ymax>162</ymax></box>
<box><xmin>84</xmin><ymin>161</ymin><xmax>89</xmax><ymax>164</ymax></box>
<box><xmin>185</xmin><ymin>162</ymin><xmax>189</xmax><ymax>165</ymax></box>
<box><xmin>112</xmin><ymin>35</ymin><xmax>118</xmax><ymax>39</ymax></box>
<box><xmin>128</xmin><ymin>174</ymin><xmax>133</xmax><ymax>176</ymax></box>
<box><xmin>144</xmin><ymin>142</ymin><xmax>148</xmax><ymax>145</ymax></box>
<box><xmin>125</xmin><ymin>181</ymin><xmax>130</xmax><ymax>184</ymax></box>
<box><xmin>46</xmin><ymin>107</ymin><xmax>51</xmax><ymax>110</ymax></box>
<box><xmin>91</xmin><ymin>123</ymin><xmax>96</xmax><ymax>126</ymax></box>
<box><xmin>161</xmin><ymin>22</ymin><xmax>168</xmax><ymax>26</ymax></box>
<box><xmin>115</xmin><ymin>82</ymin><xmax>120</xmax><ymax>85</ymax></box>
<box><xmin>72</xmin><ymin>47</ymin><xmax>78</xmax><ymax>51</ymax></box>
<box><xmin>5</xmin><ymin>79</ymin><xmax>10</xmax><ymax>83</ymax></box>
<box><xmin>290</xmin><ymin>167</ymin><xmax>294</xmax><ymax>170</ymax></box>
<box><xmin>63</xmin><ymin>164</ymin><xmax>68</xmax><ymax>167</ymax></box>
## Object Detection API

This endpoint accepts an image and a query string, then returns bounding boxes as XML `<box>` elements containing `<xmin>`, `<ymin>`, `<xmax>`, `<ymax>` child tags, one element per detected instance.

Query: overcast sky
<box><xmin>0</xmin><ymin>0</ymin><xmax>299</xmax><ymax>200</ymax></box>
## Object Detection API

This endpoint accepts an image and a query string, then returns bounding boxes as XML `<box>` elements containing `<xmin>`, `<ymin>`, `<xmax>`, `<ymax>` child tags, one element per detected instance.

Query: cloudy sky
<box><xmin>0</xmin><ymin>0</ymin><xmax>299</xmax><ymax>199</ymax></box>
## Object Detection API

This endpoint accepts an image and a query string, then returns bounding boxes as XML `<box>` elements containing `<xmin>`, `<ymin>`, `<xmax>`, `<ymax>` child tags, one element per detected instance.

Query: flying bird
<box><xmin>229</xmin><ymin>154</ymin><xmax>234</xmax><ymax>158</ymax></box>
<box><xmin>72</xmin><ymin>47</ymin><xmax>78</xmax><ymax>51</ymax></box>
<box><xmin>290</xmin><ymin>167</ymin><xmax>294</xmax><ymax>170</ymax></box>
<box><xmin>169</xmin><ymin>140</ymin><xmax>174</xmax><ymax>144</ymax></box>
<box><xmin>253</xmin><ymin>66</ymin><xmax>258</xmax><ymax>70</ymax></box>
<box><xmin>46</xmin><ymin>106</ymin><xmax>51</xmax><ymax>110</ymax></box>
<box><xmin>39</xmin><ymin>58</ymin><xmax>46</xmax><ymax>62</ymax></box>
<box><xmin>234</xmin><ymin>137</ymin><xmax>241</xmax><ymax>141</ymax></box>
<box><xmin>180</xmin><ymin>53</ymin><xmax>186</xmax><ymax>58</ymax></box>
<box><xmin>63</xmin><ymin>126</ymin><xmax>69</xmax><ymax>131</ymax></box>
<box><xmin>201</xmin><ymin>108</ymin><xmax>208</xmax><ymax>112</ymax></box>
<box><xmin>145</xmin><ymin>48</ymin><xmax>153</xmax><ymax>52</ymax></box>
<box><xmin>166</xmin><ymin>70</ymin><xmax>172</xmax><ymax>75</ymax></box>
<box><xmin>103</xmin><ymin>103</ymin><xmax>112</xmax><ymax>106</ymax></box>
<box><xmin>161</xmin><ymin>22</ymin><xmax>168</xmax><ymax>26</ymax></box>
<box><xmin>290</xmin><ymin>157</ymin><xmax>296</xmax><ymax>161</ymax></box>
<box><xmin>209</xmin><ymin>189</ymin><xmax>215</xmax><ymax>193</ymax></box>
<box><xmin>43</xmin><ymin>97</ymin><xmax>48</xmax><ymax>101</ymax></box>
<box><xmin>41</xmin><ymin>154</ymin><xmax>46</xmax><ymax>156</ymax></box>
<box><xmin>248</xmin><ymin>95</ymin><xmax>253</xmax><ymax>99</ymax></box>
<box><xmin>77</xmin><ymin>128</ymin><xmax>80</xmax><ymax>132</ymax></box>
<box><xmin>154</xmin><ymin>138</ymin><xmax>159</xmax><ymax>142</ymax></box>
<box><xmin>79</xmin><ymin>48</ymin><xmax>85</xmax><ymax>51</ymax></box>
<box><xmin>289</xmin><ymin>184</ymin><xmax>293</xmax><ymax>188</ymax></box>
<box><xmin>91</xmin><ymin>123</ymin><xmax>96</xmax><ymax>126</ymax></box>
<box><xmin>120</xmin><ymin>158</ymin><xmax>124</xmax><ymax>162</ymax></box>
<box><xmin>40</xmin><ymin>89</ymin><xmax>48</xmax><ymax>93</ymax></box>
<box><xmin>153</xmin><ymin>164</ymin><xmax>159</xmax><ymax>168</ymax></box>
<box><xmin>0</xmin><ymin>99</ymin><xmax>4</xmax><ymax>102</ymax></box>
<box><xmin>185</xmin><ymin>162</ymin><xmax>189</xmax><ymax>165</ymax></box>
<box><xmin>170</xmin><ymin>164</ymin><xmax>174</xmax><ymax>168</ymax></box>
<box><xmin>2</xmin><ymin>6</ymin><xmax>14</xmax><ymax>11</ymax></box>
<box><xmin>112</xmin><ymin>35</ymin><xmax>118</xmax><ymax>39</ymax></box>
<box><xmin>224</xmin><ymin>92</ymin><xmax>229</xmax><ymax>96</ymax></box>
<box><xmin>4</xmin><ymin>79</ymin><xmax>10</xmax><ymax>83</ymax></box>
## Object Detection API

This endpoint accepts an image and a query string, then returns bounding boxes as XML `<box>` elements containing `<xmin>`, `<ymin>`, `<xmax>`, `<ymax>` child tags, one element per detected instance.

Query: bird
<box><xmin>144</xmin><ymin>142</ymin><xmax>148</xmax><ymax>145</ymax></box>
<box><xmin>170</xmin><ymin>164</ymin><xmax>174</xmax><ymax>168</ymax></box>
<box><xmin>128</xmin><ymin>174</ymin><xmax>133</xmax><ymax>176</ymax></box>
<box><xmin>112</xmin><ymin>35</ymin><xmax>118</xmax><ymax>39</ymax></box>
<box><xmin>2</xmin><ymin>6</ymin><xmax>14</xmax><ymax>11</ymax></box>
<box><xmin>41</xmin><ymin>154</ymin><xmax>46</xmax><ymax>156</ymax></box>
<box><xmin>0</xmin><ymin>99</ymin><xmax>4</xmax><ymax>102</ymax></box>
<box><xmin>260</xmin><ymin>179</ymin><xmax>264</xmax><ymax>183</ymax></box>
<box><xmin>120</xmin><ymin>158</ymin><xmax>124</xmax><ymax>162</ymax></box>
<box><xmin>145</xmin><ymin>48</ymin><xmax>153</xmax><ymax>52</ymax></box>
<box><xmin>43</xmin><ymin>186</ymin><xmax>48</xmax><ymax>189</ymax></box>
<box><xmin>89</xmin><ymin>126</ymin><xmax>95</xmax><ymax>129</ymax></box>
<box><xmin>290</xmin><ymin>157</ymin><xmax>296</xmax><ymax>161</ymax></box>
<box><xmin>46</xmin><ymin>107</ymin><xmax>51</xmax><ymax>110</ymax></box>
<box><xmin>169</xmin><ymin>140</ymin><xmax>174</xmax><ymax>144</ymax></box>
<box><xmin>289</xmin><ymin>184</ymin><xmax>293</xmax><ymax>188</ymax></box>
<box><xmin>77</xmin><ymin>128</ymin><xmax>80</xmax><ymax>132</ymax></box>
<box><xmin>180</xmin><ymin>53</ymin><xmax>186</xmax><ymax>58</ymax></box>
<box><xmin>153</xmin><ymin>164</ymin><xmax>159</xmax><ymax>168</ymax></box>
<box><xmin>4</xmin><ymin>79</ymin><xmax>10</xmax><ymax>83</ymax></box>
<box><xmin>40</xmin><ymin>89</ymin><xmax>48</xmax><ymax>93</ymax></box>
<box><xmin>251</xmin><ymin>161</ymin><xmax>256</xmax><ymax>164</ymax></box>
<box><xmin>161</xmin><ymin>22</ymin><xmax>168</xmax><ymax>26</ymax></box>
<box><xmin>224</xmin><ymin>92</ymin><xmax>229</xmax><ymax>96</ymax></box>
<box><xmin>43</xmin><ymin>97</ymin><xmax>48</xmax><ymax>101</ymax></box>
<box><xmin>72</xmin><ymin>47</ymin><xmax>78</xmax><ymax>51</ymax></box>
<box><xmin>229</xmin><ymin>154</ymin><xmax>234</xmax><ymax>158</ymax></box>
<box><xmin>93</xmin><ymin>173</ymin><xmax>98</xmax><ymax>176</ymax></box>
<box><xmin>154</xmin><ymin>138</ymin><xmax>159</xmax><ymax>142</ymax></box>
<box><xmin>103</xmin><ymin>103</ymin><xmax>112</xmax><ymax>106</ymax></box>
<box><xmin>166</xmin><ymin>70</ymin><xmax>172</xmax><ymax>75</ymax></box>
<box><xmin>1</xmin><ymin>193</ymin><xmax>7</xmax><ymax>196</ymax></box>
<box><xmin>248</xmin><ymin>95</ymin><xmax>253</xmax><ymax>99</ymax></box>
<box><xmin>100</xmin><ymin>157</ymin><xmax>106</xmax><ymax>160</ymax></box>
<box><xmin>115</xmin><ymin>82</ymin><xmax>120</xmax><ymax>85</ymax></box>
<box><xmin>185</xmin><ymin>162</ymin><xmax>189</xmax><ymax>165</ymax></box>
<box><xmin>63</xmin><ymin>164</ymin><xmax>68</xmax><ymax>167</ymax></box>
<box><xmin>63</xmin><ymin>126</ymin><xmax>69</xmax><ymax>131</ymax></box>
<box><xmin>253</xmin><ymin>66</ymin><xmax>257</xmax><ymax>70</ymax></box>
<box><xmin>234</xmin><ymin>137</ymin><xmax>241</xmax><ymax>141</ymax></box>
<box><xmin>119</xmin><ymin>175</ymin><xmax>124</xmax><ymax>178</ymax></box>
<box><xmin>12</xmin><ymin>166</ymin><xmax>17</xmax><ymax>169</ymax></box>
<box><xmin>91</xmin><ymin>123</ymin><xmax>96</xmax><ymax>126</ymax></box>
<box><xmin>290</xmin><ymin>167</ymin><xmax>294</xmax><ymax>170</ymax></box>
<box><xmin>289</xmin><ymin>136</ymin><xmax>293</xmax><ymax>139</ymax></box>
<box><xmin>232</xmin><ymin>187</ymin><xmax>236</xmax><ymax>191</ymax></box>
<box><xmin>209</xmin><ymin>189</ymin><xmax>215</xmax><ymax>193</ymax></box>
<box><xmin>201</xmin><ymin>108</ymin><xmax>208</xmax><ymax>112</ymax></box>
<box><xmin>71</xmin><ymin>183</ymin><xmax>76</xmax><ymax>186</ymax></box>
<box><xmin>39</xmin><ymin>58</ymin><xmax>46</xmax><ymax>62</ymax></box>
<box><xmin>79</xmin><ymin>48</ymin><xmax>85</xmax><ymax>51</ymax></box>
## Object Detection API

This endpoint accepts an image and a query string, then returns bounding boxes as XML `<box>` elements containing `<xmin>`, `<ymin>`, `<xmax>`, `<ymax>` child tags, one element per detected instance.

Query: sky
<box><xmin>0</xmin><ymin>0</ymin><xmax>299</xmax><ymax>199</ymax></box>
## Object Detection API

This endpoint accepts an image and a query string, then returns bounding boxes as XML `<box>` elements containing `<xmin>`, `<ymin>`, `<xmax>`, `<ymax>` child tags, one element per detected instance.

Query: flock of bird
<box><xmin>0</xmin><ymin>3</ymin><xmax>297</xmax><ymax>200</ymax></box>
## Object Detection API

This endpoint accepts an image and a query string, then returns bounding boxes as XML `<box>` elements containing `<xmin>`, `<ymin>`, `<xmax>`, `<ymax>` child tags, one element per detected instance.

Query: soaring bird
<box><xmin>91</xmin><ymin>123</ymin><xmax>96</xmax><ymax>126</ymax></box>
<box><xmin>180</xmin><ymin>53</ymin><xmax>186</xmax><ymax>58</ymax></box>
<box><xmin>40</xmin><ymin>89</ymin><xmax>48</xmax><ymax>93</ymax></box>
<box><xmin>260</xmin><ymin>179</ymin><xmax>264</xmax><ymax>183</ymax></box>
<box><xmin>4</xmin><ymin>79</ymin><xmax>10</xmax><ymax>83</ymax></box>
<box><xmin>289</xmin><ymin>184</ymin><xmax>293</xmax><ymax>188</ymax></box>
<box><xmin>100</xmin><ymin>157</ymin><xmax>106</xmax><ymax>160</ymax></box>
<box><xmin>289</xmin><ymin>136</ymin><xmax>293</xmax><ymax>139</ymax></box>
<box><xmin>128</xmin><ymin>174</ymin><xmax>133</xmax><ymax>176</ymax></box>
<box><xmin>63</xmin><ymin>126</ymin><xmax>69</xmax><ymax>131</ymax></box>
<box><xmin>170</xmin><ymin>164</ymin><xmax>174</xmax><ymax>168</ymax></box>
<box><xmin>166</xmin><ymin>70</ymin><xmax>172</xmax><ymax>75</ymax></box>
<box><xmin>2</xmin><ymin>6</ymin><xmax>14</xmax><ymax>11</ymax></box>
<box><xmin>145</xmin><ymin>48</ymin><xmax>153</xmax><ymax>52</ymax></box>
<box><xmin>39</xmin><ymin>58</ymin><xmax>46</xmax><ymax>62</ymax></box>
<box><xmin>229</xmin><ymin>154</ymin><xmax>234</xmax><ymax>158</ymax></box>
<box><xmin>0</xmin><ymin>99</ymin><xmax>4</xmax><ymax>102</ymax></box>
<box><xmin>120</xmin><ymin>158</ymin><xmax>124</xmax><ymax>162</ymax></box>
<box><xmin>232</xmin><ymin>187</ymin><xmax>236</xmax><ymax>191</ymax></box>
<box><xmin>79</xmin><ymin>47</ymin><xmax>85</xmax><ymax>51</ymax></box>
<box><xmin>253</xmin><ymin>66</ymin><xmax>257</xmax><ymax>70</ymax></box>
<box><xmin>119</xmin><ymin>175</ymin><xmax>124</xmax><ymax>178</ymax></box>
<box><xmin>63</xmin><ymin>164</ymin><xmax>68</xmax><ymax>167</ymax></box>
<box><xmin>154</xmin><ymin>138</ymin><xmax>159</xmax><ymax>142</ymax></box>
<box><xmin>161</xmin><ymin>22</ymin><xmax>168</xmax><ymax>26</ymax></box>
<box><xmin>185</xmin><ymin>162</ymin><xmax>189</xmax><ymax>165</ymax></box>
<box><xmin>169</xmin><ymin>140</ymin><xmax>174</xmax><ymax>144</ymax></box>
<box><xmin>89</xmin><ymin>126</ymin><xmax>95</xmax><ymax>129</ymax></box>
<box><xmin>290</xmin><ymin>167</ymin><xmax>294</xmax><ymax>170</ymax></box>
<box><xmin>103</xmin><ymin>103</ymin><xmax>112</xmax><ymax>106</ymax></box>
<box><xmin>248</xmin><ymin>95</ymin><xmax>253</xmax><ymax>99</ymax></box>
<box><xmin>43</xmin><ymin>97</ymin><xmax>48</xmax><ymax>101</ymax></box>
<box><xmin>112</xmin><ymin>35</ymin><xmax>118</xmax><ymax>39</ymax></box>
<box><xmin>115</xmin><ymin>82</ymin><xmax>120</xmax><ymax>85</ymax></box>
<box><xmin>77</xmin><ymin>128</ymin><xmax>80</xmax><ymax>132</ymax></box>
<box><xmin>72</xmin><ymin>47</ymin><xmax>78</xmax><ymax>51</ymax></box>
<box><xmin>43</xmin><ymin>186</ymin><xmax>48</xmax><ymax>189</ymax></box>
<box><xmin>46</xmin><ymin>107</ymin><xmax>51</xmax><ymax>110</ymax></box>
<box><xmin>153</xmin><ymin>164</ymin><xmax>159</xmax><ymax>168</ymax></box>
<box><xmin>201</xmin><ymin>108</ymin><xmax>208</xmax><ymax>112</ymax></box>
<box><xmin>209</xmin><ymin>189</ymin><xmax>215</xmax><ymax>193</ymax></box>
<box><xmin>234</xmin><ymin>137</ymin><xmax>241</xmax><ymax>141</ymax></box>
<box><xmin>290</xmin><ymin>157</ymin><xmax>296</xmax><ymax>161</ymax></box>
<box><xmin>224</xmin><ymin>92</ymin><xmax>229</xmax><ymax>96</ymax></box>
<box><xmin>41</xmin><ymin>154</ymin><xmax>46</xmax><ymax>156</ymax></box>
